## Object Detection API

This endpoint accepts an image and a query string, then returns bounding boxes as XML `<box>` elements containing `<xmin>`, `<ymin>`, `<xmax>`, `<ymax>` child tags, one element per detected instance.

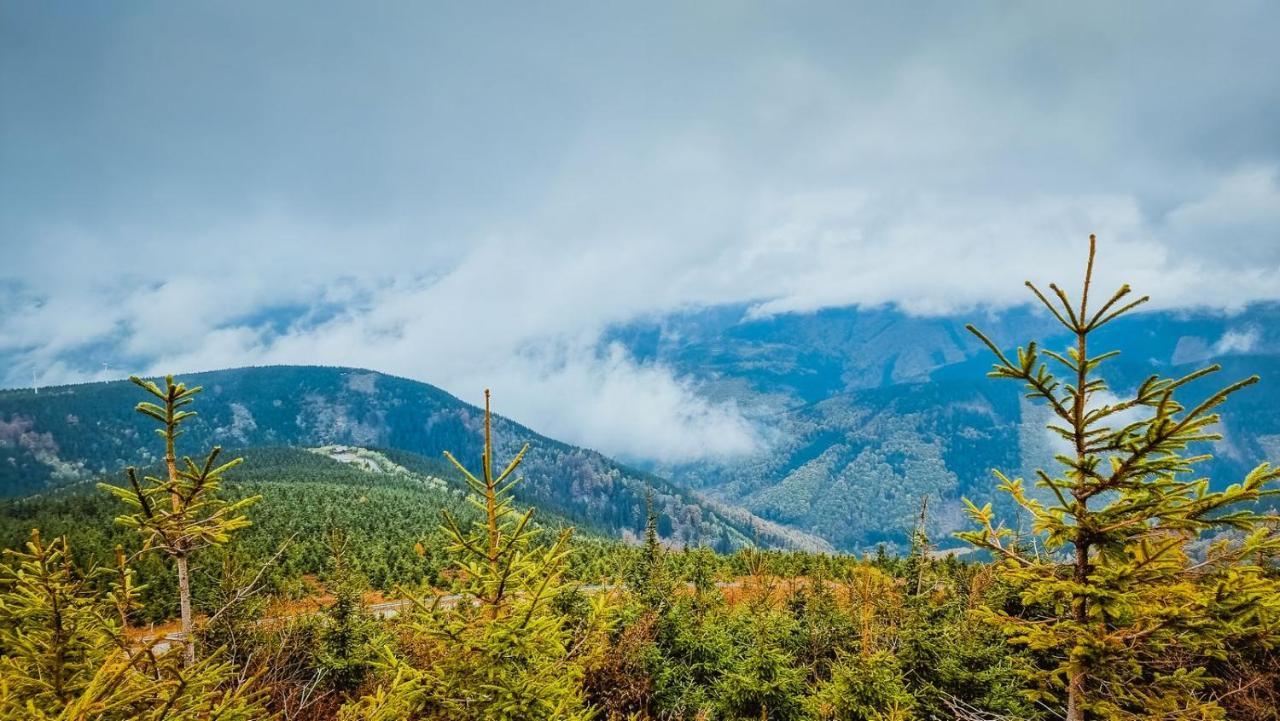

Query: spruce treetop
<box><xmin>960</xmin><ymin>235</ymin><xmax>1280</xmax><ymax>719</ymax></box>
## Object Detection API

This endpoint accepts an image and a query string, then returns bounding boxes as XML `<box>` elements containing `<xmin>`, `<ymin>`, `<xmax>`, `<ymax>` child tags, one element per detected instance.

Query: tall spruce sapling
<box><xmin>99</xmin><ymin>375</ymin><xmax>260</xmax><ymax>667</ymax></box>
<box><xmin>960</xmin><ymin>235</ymin><xmax>1280</xmax><ymax>720</ymax></box>
<box><xmin>434</xmin><ymin>389</ymin><xmax>574</xmax><ymax>625</ymax></box>
<box><xmin>341</xmin><ymin>390</ymin><xmax>602</xmax><ymax>721</ymax></box>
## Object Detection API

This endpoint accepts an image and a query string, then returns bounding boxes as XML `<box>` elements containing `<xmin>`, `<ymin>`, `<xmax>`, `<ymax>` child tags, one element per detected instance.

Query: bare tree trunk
<box><xmin>1066</xmin><ymin>683</ymin><xmax>1084</xmax><ymax>721</ymax></box>
<box><xmin>177</xmin><ymin>551</ymin><xmax>195</xmax><ymax>667</ymax></box>
<box><xmin>915</xmin><ymin>494</ymin><xmax>929</xmax><ymax>596</ymax></box>
<box><xmin>164</xmin><ymin>397</ymin><xmax>197</xmax><ymax>668</ymax></box>
<box><xmin>1066</xmin><ymin>236</ymin><xmax>1096</xmax><ymax>721</ymax></box>
<box><xmin>1066</xmin><ymin>542</ymin><xmax>1089</xmax><ymax>721</ymax></box>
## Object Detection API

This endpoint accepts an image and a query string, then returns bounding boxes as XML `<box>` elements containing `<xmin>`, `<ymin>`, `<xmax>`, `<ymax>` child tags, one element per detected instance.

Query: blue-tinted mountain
<box><xmin>612</xmin><ymin>302</ymin><xmax>1280</xmax><ymax>550</ymax></box>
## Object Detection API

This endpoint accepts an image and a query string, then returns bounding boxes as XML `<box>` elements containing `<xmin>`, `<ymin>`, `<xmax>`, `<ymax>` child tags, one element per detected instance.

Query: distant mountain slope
<box><xmin>620</xmin><ymin>303</ymin><xmax>1280</xmax><ymax>550</ymax></box>
<box><xmin>5</xmin><ymin>304</ymin><xmax>1275</xmax><ymax>554</ymax></box>
<box><xmin>0</xmin><ymin>366</ymin><xmax>831</xmax><ymax>552</ymax></box>
<box><xmin>613</xmin><ymin>302</ymin><xmax>1280</xmax><ymax>404</ymax></box>
<box><xmin>609</xmin><ymin>303</ymin><xmax>1063</xmax><ymax>403</ymax></box>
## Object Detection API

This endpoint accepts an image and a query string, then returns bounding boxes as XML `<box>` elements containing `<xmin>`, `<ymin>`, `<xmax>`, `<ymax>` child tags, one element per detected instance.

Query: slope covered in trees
<box><xmin>628</xmin><ymin>303</ymin><xmax>1280</xmax><ymax>550</ymax></box>
<box><xmin>7</xmin><ymin>310</ymin><xmax>1276</xmax><ymax>553</ymax></box>
<box><xmin>0</xmin><ymin>366</ymin><xmax>824</xmax><ymax>552</ymax></box>
<box><xmin>0</xmin><ymin>445</ymin><xmax>623</xmax><ymax>624</ymax></box>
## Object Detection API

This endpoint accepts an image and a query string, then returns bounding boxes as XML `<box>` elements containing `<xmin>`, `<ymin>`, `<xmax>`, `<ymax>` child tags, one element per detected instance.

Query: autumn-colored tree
<box><xmin>961</xmin><ymin>235</ymin><xmax>1280</xmax><ymax>719</ymax></box>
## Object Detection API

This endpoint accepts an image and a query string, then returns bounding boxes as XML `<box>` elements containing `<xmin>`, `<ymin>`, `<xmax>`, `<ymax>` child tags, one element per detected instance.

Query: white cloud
<box><xmin>1214</xmin><ymin>328</ymin><xmax>1260</xmax><ymax>355</ymax></box>
<box><xmin>470</xmin><ymin>343</ymin><xmax>762</xmax><ymax>463</ymax></box>
<box><xmin>1165</xmin><ymin>167</ymin><xmax>1280</xmax><ymax>268</ymax></box>
<box><xmin>3</xmin><ymin>2</ymin><xmax>1280</xmax><ymax>462</ymax></box>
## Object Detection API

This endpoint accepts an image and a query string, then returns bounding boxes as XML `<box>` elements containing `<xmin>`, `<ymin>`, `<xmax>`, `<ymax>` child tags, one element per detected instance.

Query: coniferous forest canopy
<box><xmin>1</xmin><ymin>243</ymin><xmax>1279</xmax><ymax>720</ymax></box>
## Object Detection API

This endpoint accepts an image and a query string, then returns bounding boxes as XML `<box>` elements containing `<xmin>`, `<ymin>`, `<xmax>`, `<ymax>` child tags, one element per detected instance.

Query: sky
<box><xmin>2</xmin><ymin>2</ymin><xmax>1279</xmax><ymax>462</ymax></box>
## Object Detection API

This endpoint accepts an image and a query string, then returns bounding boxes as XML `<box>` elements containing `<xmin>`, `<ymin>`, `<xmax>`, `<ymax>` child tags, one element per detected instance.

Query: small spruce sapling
<box><xmin>0</xmin><ymin>531</ymin><xmax>270</xmax><ymax>720</ymax></box>
<box><xmin>629</xmin><ymin>488</ymin><xmax>674</xmax><ymax>611</ymax></box>
<box><xmin>341</xmin><ymin>390</ymin><xmax>603</xmax><ymax>721</ymax></box>
<box><xmin>317</xmin><ymin>529</ymin><xmax>377</xmax><ymax>694</ymax></box>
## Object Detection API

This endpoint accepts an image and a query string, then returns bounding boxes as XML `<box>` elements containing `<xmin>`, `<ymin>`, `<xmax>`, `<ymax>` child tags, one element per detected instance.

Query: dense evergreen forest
<box><xmin>0</xmin><ymin>445</ymin><xmax>625</xmax><ymax>624</ymax></box>
<box><xmin>2</xmin><ymin>245</ymin><xmax>1279</xmax><ymax>720</ymax></box>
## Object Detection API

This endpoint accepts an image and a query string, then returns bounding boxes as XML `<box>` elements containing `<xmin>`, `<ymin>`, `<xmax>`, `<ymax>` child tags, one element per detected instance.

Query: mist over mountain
<box><xmin>4</xmin><ymin>302</ymin><xmax>1276</xmax><ymax>553</ymax></box>
<box><xmin>610</xmin><ymin>301</ymin><xmax>1280</xmax><ymax>549</ymax></box>
<box><xmin>0</xmin><ymin>365</ymin><xmax>827</xmax><ymax>552</ymax></box>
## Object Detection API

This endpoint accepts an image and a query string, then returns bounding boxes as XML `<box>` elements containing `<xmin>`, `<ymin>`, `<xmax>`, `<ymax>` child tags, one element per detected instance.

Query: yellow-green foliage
<box><xmin>961</xmin><ymin>236</ymin><xmax>1280</xmax><ymax>720</ymax></box>
<box><xmin>0</xmin><ymin>531</ymin><xmax>270</xmax><ymax>721</ymax></box>
<box><xmin>100</xmin><ymin>376</ymin><xmax>259</xmax><ymax>556</ymax></box>
<box><xmin>341</xmin><ymin>391</ymin><xmax>610</xmax><ymax>721</ymax></box>
<box><xmin>98</xmin><ymin>375</ymin><xmax>260</xmax><ymax>666</ymax></box>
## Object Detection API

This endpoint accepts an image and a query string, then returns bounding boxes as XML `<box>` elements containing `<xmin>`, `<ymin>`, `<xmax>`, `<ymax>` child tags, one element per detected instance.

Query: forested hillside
<box><xmin>0</xmin><ymin>367</ymin><xmax>826</xmax><ymax>552</ymax></box>
<box><xmin>6</xmin><ymin>305</ymin><xmax>1279</xmax><ymax>553</ymax></box>
<box><xmin>5</xmin><ymin>304</ymin><xmax>1274</xmax><ymax>553</ymax></box>
<box><xmin>620</xmin><ymin>303</ymin><xmax>1280</xmax><ymax>549</ymax></box>
<box><xmin>0</xmin><ymin>445</ymin><xmax>629</xmax><ymax>624</ymax></box>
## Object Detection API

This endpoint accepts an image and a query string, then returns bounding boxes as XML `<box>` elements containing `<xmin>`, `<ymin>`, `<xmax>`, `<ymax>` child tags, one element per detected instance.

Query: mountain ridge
<box><xmin>5</xmin><ymin>302</ymin><xmax>1277</xmax><ymax>553</ymax></box>
<box><xmin>624</xmin><ymin>302</ymin><xmax>1280</xmax><ymax>550</ymax></box>
<box><xmin>0</xmin><ymin>364</ymin><xmax>832</xmax><ymax>552</ymax></box>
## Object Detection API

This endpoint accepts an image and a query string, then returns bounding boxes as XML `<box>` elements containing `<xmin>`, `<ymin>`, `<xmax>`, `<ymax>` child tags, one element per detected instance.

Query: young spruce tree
<box><xmin>628</xmin><ymin>488</ymin><xmax>674</xmax><ymax>611</ymax></box>
<box><xmin>960</xmin><ymin>236</ymin><xmax>1280</xmax><ymax>719</ymax></box>
<box><xmin>100</xmin><ymin>375</ymin><xmax>259</xmax><ymax>667</ymax></box>
<box><xmin>317</xmin><ymin>529</ymin><xmax>379</xmax><ymax>694</ymax></box>
<box><xmin>0</xmin><ymin>531</ymin><xmax>269</xmax><ymax>720</ymax></box>
<box><xmin>341</xmin><ymin>390</ymin><xmax>604</xmax><ymax>721</ymax></box>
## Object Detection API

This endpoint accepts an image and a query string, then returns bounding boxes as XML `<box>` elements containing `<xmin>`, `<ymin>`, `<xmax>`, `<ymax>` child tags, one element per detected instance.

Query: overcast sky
<box><xmin>2</xmin><ymin>2</ymin><xmax>1279</xmax><ymax>461</ymax></box>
